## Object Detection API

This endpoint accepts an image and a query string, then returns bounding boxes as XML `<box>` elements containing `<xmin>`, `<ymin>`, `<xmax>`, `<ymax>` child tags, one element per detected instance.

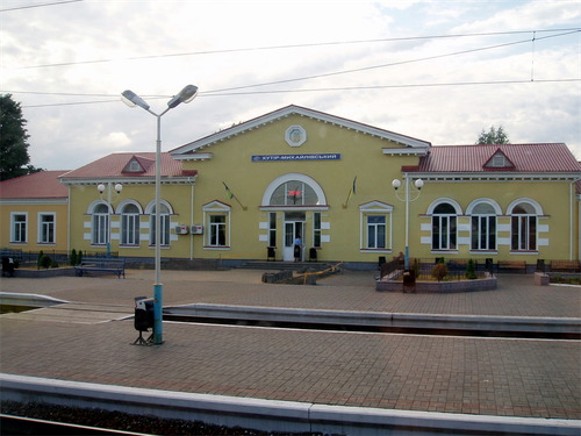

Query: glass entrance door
<box><xmin>283</xmin><ymin>212</ymin><xmax>305</xmax><ymax>261</ymax></box>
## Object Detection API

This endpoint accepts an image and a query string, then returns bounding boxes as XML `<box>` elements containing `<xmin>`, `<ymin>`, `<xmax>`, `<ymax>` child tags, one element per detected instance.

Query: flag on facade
<box><xmin>223</xmin><ymin>181</ymin><xmax>234</xmax><ymax>199</ymax></box>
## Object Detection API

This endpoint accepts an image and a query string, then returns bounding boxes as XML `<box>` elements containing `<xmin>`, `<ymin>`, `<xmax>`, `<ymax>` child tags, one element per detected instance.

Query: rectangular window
<box><xmin>150</xmin><ymin>215</ymin><xmax>170</xmax><ymax>246</ymax></box>
<box><xmin>367</xmin><ymin>215</ymin><xmax>386</xmax><ymax>249</ymax></box>
<box><xmin>268</xmin><ymin>212</ymin><xmax>277</xmax><ymax>247</ymax></box>
<box><xmin>93</xmin><ymin>214</ymin><xmax>108</xmax><ymax>245</ymax></box>
<box><xmin>209</xmin><ymin>215</ymin><xmax>227</xmax><ymax>246</ymax></box>
<box><xmin>121</xmin><ymin>214</ymin><xmax>139</xmax><ymax>245</ymax></box>
<box><xmin>471</xmin><ymin>215</ymin><xmax>496</xmax><ymax>251</ymax></box>
<box><xmin>511</xmin><ymin>215</ymin><xmax>537</xmax><ymax>251</ymax></box>
<box><xmin>39</xmin><ymin>213</ymin><xmax>55</xmax><ymax>244</ymax></box>
<box><xmin>433</xmin><ymin>215</ymin><xmax>457</xmax><ymax>250</ymax></box>
<box><xmin>313</xmin><ymin>212</ymin><xmax>321</xmax><ymax>248</ymax></box>
<box><xmin>11</xmin><ymin>213</ymin><xmax>27</xmax><ymax>243</ymax></box>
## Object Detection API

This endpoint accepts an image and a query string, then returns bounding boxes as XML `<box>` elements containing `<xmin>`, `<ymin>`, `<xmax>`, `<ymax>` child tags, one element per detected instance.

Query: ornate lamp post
<box><xmin>121</xmin><ymin>85</ymin><xmax>198</xmax><ymax>345</ymax></box>
<box><xmin>392</xmin><ymin>175</ymin><xmax>424</xmax><ymax>270</ymax></box>
<box><xmin>97</xmin><ymin>182</ymin><xmax>123</xmax><ymax>257</ymax></box>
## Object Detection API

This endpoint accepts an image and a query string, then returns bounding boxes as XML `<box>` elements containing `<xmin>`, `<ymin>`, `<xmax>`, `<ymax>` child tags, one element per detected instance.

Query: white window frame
<box><xmin>91</xmin><ymin>203</ymin><xmax>109</xmax><ymax>246</ymax></box>
<box><xmin>359</xmin><ymin>201</ymin><xmax>393</xmax><ymax>252</ymax></box>
<box><xmin>120</xmin><ymin>202</ymin><xmax>141</xmax><ymax>246</ymax></box>
<box><xmin>203</xmin><ymin>201</ymin><xmax>231</xmax><ymax>249</ymax></box>
<box><xmin>38</xmin><ymin>212</ymin><xmax>56</xmax><ymax>244</ymax></box>
<box><xmin>467</xmin><ymin>199</ymin><xmax>501</xmax><ymax>252</ymax></box>
<box><xmin>11</xmin><ymin>212</ymin><xmax>27</xmax><ymax>243</ymax></box>
<box><xmin>428</xmin><ymin>199</ymin><xmax>462</xmax><ymax>252</ymax></box>
<box><xmin>507</xmin><ymin>199</ymin><xmax>543</xmax><ymax>253</ymax></box>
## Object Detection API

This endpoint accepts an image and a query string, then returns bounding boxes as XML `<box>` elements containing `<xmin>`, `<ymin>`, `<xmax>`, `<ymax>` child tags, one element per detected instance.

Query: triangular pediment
<box><xmin>171</xmin><ymin>105</ymin><xmax>431</xmax><ymax>159</ymax></box>
<box><xmin>122</xmin><ymin>155</ymin><xmax>154</xmax><ymax>174</ymax></box>
<box><xmin>483</xmin><ymin>148</ymin><xmax>515</xmax><ymax>170</ymax></box>
<box><xmin>359</xmin><ymin>200</ymin><xmax>394</xmax><ymax>212</ymax></box>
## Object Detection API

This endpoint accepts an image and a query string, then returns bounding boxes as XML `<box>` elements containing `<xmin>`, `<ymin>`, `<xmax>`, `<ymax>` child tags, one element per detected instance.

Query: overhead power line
<box><xmin>11</xmin><ymin>78</ymin><xmax>580</xmax><ymax>108</ymax></box>
<box><xmin>0</xmin><ymin>0</ymin><xmax>82</xmax><ymax>12</ymax></box>
<box><xmin>7</xmin><ymin>27</ymin><xmax>580</xmax><ymax>70</ymax></box>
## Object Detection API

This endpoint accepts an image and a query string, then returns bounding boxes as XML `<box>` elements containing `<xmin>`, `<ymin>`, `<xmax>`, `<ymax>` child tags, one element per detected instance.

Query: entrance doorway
<box><xmin>283</xmin><ymin>212</ymin><xmax>305</xmax><ymax>261</ymax></box>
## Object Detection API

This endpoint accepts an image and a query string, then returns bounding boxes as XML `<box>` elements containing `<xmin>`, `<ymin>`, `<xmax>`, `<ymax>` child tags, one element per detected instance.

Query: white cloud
<box><xmin>1</xmin><ymin>0</ymin><xmax>579</xmax><ymax>168</ymax></box>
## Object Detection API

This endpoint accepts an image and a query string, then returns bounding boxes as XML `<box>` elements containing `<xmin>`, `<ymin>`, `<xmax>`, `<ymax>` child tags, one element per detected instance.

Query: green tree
<box><xmin>0</xmin><ymin>94</ymin><xmax>42</xmax><ymax>180</ymax></box>
<box><xmin>476</xmin><ymin>125</ymin><xmax>510</xmax><ymax>145</ymax></box>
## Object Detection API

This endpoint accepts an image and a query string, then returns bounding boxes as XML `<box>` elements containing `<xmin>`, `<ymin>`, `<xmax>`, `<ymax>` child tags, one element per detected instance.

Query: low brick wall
<box><xmin>376</xmin><ymin>275</ymin><xmax>497</xmax><ymax>293</ymax></box>
<box><xmin>13</xmin><ymin>268</ymin><xmax>76</xmax><ymax>278</ymax></box>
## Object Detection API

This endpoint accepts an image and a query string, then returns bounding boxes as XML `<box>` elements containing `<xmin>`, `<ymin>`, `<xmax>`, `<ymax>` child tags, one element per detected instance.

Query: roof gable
<box><xmin>122</xmin><ymin>155</ymin><xmax>154</xmax><ymax>174</ymax></box>
<box><xmin>483</xmin><ymin>148</ymin><xmax>515</xmax><ymax>170</ymax></box>
<box><xmin>171</xmin><ymin>105</ymin><xmax>431</xmax><ymax>159</ymax></box>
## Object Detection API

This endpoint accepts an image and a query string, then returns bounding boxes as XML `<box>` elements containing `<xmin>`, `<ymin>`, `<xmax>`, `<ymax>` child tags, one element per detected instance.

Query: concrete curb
<box><xmin>0</xmin><ymin>292</ymin><xmax>69</xmax><ymax>308</ymax></box>
<box><xmin>165</xmin><ymin>303</ymin><xmax>581</xmax><ymax>335</ymax></box>
<box><xmin>1</xmin><ymin>374</ymin><xmax>579</xmax><ymax>435</ymax></box>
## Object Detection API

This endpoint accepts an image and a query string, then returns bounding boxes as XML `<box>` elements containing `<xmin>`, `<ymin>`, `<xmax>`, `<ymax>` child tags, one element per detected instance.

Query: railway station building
<box><xmin>2</xmin><ymin>105</ymin><xmax>580</xmax><ymax>268</ymax></box>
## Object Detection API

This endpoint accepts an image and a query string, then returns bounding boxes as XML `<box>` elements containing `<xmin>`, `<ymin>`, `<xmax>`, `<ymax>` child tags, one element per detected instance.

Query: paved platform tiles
<box><xmin>1</xmin><ymin>269</ymin><xmax>580</xmax><ymax>431</ymax></box>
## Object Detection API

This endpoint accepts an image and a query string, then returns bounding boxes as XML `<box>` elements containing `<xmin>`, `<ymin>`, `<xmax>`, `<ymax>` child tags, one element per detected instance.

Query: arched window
<box><xmin>270</xmin><ymin>180</ymin><xmax>319</xmax><ymax>206</ymax></box>
<box><xmin>510</xmin><ymin>201</ymin><xmax>538</xmax><ymax>251</ymax></box>
<box><xmin>432</xmin><ymin>202</ymin><xmax>458</xmax><ymax>251</ymax></box>
<box><xmin>469</xmin><ymin>202</ymin><xmax>497</xmax><ymax>251</ymax></box>
<box><xmin>149</xmin><ymin>203</ymin><xmax>171</xmax><ymax>246</ymax></box>
<box><xmin>261</xmin><ymin>174</ymin><xmax>327</xmax><ymax>208</ymax></box>
<box><xmin>121</xmin><ymin>203</ymin><xmax>140</xmax><ymax>246</ymax></box>
<box><xmin>92</xmin><ymin>203</ymin><xmax>109</xmax><ymax>245</ymax></box>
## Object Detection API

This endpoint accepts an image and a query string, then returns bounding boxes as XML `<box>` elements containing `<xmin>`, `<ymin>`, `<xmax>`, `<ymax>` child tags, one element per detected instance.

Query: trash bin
<box><xmin>1</xmin><ymin>257</ymin><xmax>15</xmax><ymax>277</ymax></box>
<box><xmin>403</xmin><ymin>269</ymin><xmax>416</xmax><ymax>293</ymax></box>
<box><xmin>133</xmin><ymin>296</ymin><xmax>154</xmax><ymax>345</ymax></box>
<box><xmin>267</xmin><ymin>247</ymin><xmax>276</xmax><ymax>261</ymax></box>
<box><xmin>309</xmin><ymin>247</ymin><xmax>318</xmax><ymax>262</ymax></box>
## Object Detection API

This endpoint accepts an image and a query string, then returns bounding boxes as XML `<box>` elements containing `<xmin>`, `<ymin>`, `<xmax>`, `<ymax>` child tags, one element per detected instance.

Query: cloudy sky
<box><xmin>1</xmin><ymin>0</ymin><xmax>580</xmax><ymax>171</ymax></box>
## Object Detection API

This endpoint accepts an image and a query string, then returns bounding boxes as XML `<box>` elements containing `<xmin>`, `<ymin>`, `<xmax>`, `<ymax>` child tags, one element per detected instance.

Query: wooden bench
<box><xmin>497</xmin><ymin>260</ymin><xmax>527</xmax><ymax>273</ymax></box>
<box><xmin>74</xmin><ymin>258</ymin><xmax>126</xmax><ymax>278</ymax></box>
<box><xmin>550</xmin><ymin>260</ymin><xmax>581</xmax><ymax>273</ymax></box>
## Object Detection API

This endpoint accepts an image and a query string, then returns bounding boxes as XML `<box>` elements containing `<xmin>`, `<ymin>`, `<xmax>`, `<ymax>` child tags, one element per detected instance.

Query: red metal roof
<box><xmin>415</xmin><ymin>143</ymin><xmax>581</xmax><ymax>173</ymax></box>
<box><xmin>60</xmin><ymin>152</ymin><xmax>191</xmax><ymax>180</ymax></box>
<box><xmin>0</xmin><ymin>170</ymin><xmax>69</xmax><ymax>200</ymax></box>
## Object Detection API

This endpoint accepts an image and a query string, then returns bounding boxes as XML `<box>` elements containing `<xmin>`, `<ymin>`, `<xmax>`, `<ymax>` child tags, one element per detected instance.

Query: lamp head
<box><xmin>414</xmin><ymin>179</ymin><xmax>424</xmax><ymax>190</ymax></box>
<box><xmin>167</xmin><ymin>84</ymin><xmax>198</xmax><ymax>109</ymax></box>
<box><xmin>391</xmin><ymin>179</ymin><xmax>401</xmax><ymax>190</ymax></box>
<box><xmin>97</xmin><ymin>184</ymin><xmax>106</xmax><ymax>194</ymax></box>
<box><xmin>114</xmin><ymin>183</ymin><xmax>123</xmax><ymax>194</ymax></box>
<box><xmin>121</xmin><ymin>90</ymin><xmax>150</xmax><ymax>110</ymax></box>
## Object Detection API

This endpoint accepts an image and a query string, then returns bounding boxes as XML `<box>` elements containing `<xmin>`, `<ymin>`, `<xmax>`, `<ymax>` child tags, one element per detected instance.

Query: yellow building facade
<box><xmin>0</xmin><ymin>171</ymin><xmax>69</xmax><ymax>255</ymax></box>
<box><xmin>2</xmin><ymin>105</ymin><xmax>580</xmax><ymax>269</ymax></box>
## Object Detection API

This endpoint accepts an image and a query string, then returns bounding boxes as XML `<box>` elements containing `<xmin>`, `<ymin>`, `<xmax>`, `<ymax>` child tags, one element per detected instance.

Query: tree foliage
<box><xmin>0</xmin><ymin>94</ymin><xmax>42</xmax><ymax>180</ymax></box>
<box><xmin>476</xmin><ymin>125</ymin><xmax>510</xmax><ymax>145</ymax></box>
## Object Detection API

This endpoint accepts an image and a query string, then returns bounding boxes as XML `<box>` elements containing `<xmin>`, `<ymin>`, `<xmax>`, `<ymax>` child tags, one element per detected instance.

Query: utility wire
<box><xmin>201</xmin><ymin>30</ymin><xmax>580</xmax><ymax>94</ymax></box>
<box><xmin>14</xmin><ymin>78</ymin><xmax>580</xmax><ymax>108</ymax></box>
<box><xmin>7</xmin><ymin>27</ymin><xmax>580</xmax><ymax>70</ymax></box>
<box><xmin>0</xmin><ymin>0</ymin><xmax>82</xmax><ymax>12</ymax></box>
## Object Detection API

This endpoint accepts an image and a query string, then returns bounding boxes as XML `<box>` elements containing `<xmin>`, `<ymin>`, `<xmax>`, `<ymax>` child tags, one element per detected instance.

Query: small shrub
<box><xmin>431</xmin><ymin>262</ymin><xmax>448</xmax><ymax>282</ymax></box>
<box><xmin>37</xmin><ymin>250</ymin><xmax>44</xmax><ymax>270</ymax></box>
<box><xmin>465</xmin><ymin>259</ymin><xmax>477</xmax><ymax>280</ymax></box>
<box><xmin>70</xmin><ymin>249</ymin><xmax>78</xmax><ymax>266</ymax></box>
<box><xmin>39</xmin><ymin>255</ymin><xmax>52</xmax><ymax>269</ymax></box>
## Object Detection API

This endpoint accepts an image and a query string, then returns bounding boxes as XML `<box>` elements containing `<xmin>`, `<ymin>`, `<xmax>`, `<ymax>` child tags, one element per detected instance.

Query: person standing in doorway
<box><xmin>294</xmin><ymin>236</ymin><xmax>302</xmax><ymax>262</ymax></box>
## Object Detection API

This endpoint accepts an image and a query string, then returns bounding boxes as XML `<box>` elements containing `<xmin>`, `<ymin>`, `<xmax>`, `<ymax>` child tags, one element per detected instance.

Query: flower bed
<box><xmin>376</xmin><ymin>273</ymin><xmax>497</xmax><ymax>293</ymax></box>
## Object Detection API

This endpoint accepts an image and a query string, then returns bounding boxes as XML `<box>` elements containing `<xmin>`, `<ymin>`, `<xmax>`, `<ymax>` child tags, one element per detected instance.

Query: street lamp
<box><xmin>97</xmin><ymin>182</ymin><xmax>123</xmax><ymax>256</ymax></box>
<box><xmin>392</xmin><ymin>175</ymin><xmax>424</xmax><ymax>270</ymax></box>
<box><xmin>121</xmin><ymin>85</ymin><xmax>199</xmax><ymax>345</ymax></box>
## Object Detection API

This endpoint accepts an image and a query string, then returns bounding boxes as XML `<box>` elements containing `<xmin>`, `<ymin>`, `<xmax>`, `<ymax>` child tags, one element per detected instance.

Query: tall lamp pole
<box><xmin>122</xmin><ymin>85</ymin><xmax>198</xmax><ymax>345</ymax></box>
<box><xmin>392</xmin><ymin>174</ymin><xmax>424</xmax><ymax>270</ymax></box>
<box><xmin>97</xmin><ymin>182</ymin><xmax>123</xmax><ymax>257</ymax></box>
